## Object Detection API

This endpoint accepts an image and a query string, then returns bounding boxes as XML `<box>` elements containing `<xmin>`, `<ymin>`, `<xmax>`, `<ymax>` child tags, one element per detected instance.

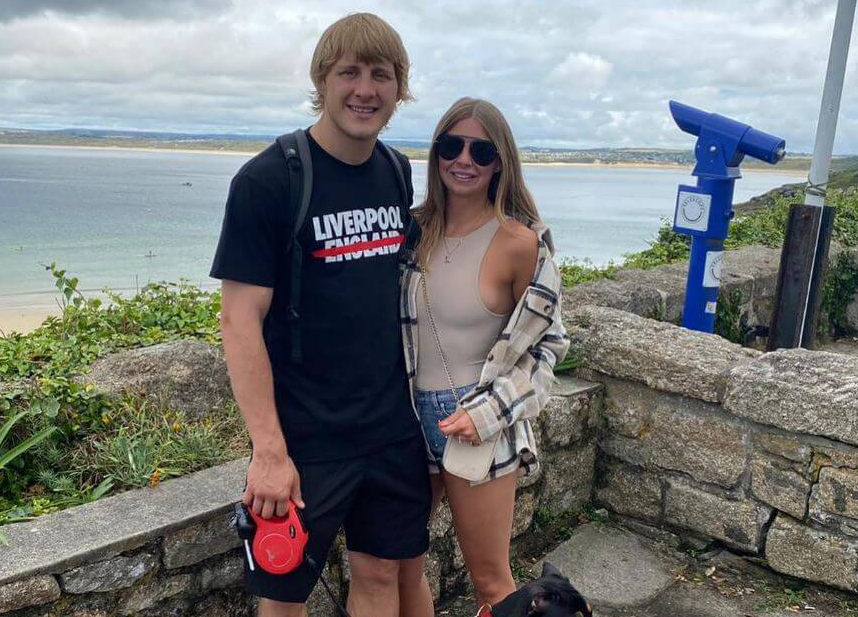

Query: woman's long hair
<box><xmin>414</xmin><ymin>97</ymin><xmax>540</xmax><ymax>268</ymax></box>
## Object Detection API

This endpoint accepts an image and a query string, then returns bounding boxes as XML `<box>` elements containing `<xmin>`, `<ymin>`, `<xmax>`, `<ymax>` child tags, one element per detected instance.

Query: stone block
<box><xmin>613</xmin><ymin>261</ymin><xmax>688</xmax><ymax>323</ymax></box>
<box><xmin>162</xmin><ymin>511</ymin><xmax>241</xmax><ymax>569</ymax></box>
<box><xmin>599</xmin><ymin>379</ymin><xmax>746</xmax><ymax>487</ymax></box>
<box><xmin>567</xmin><ymin>305</ymin><xmax>759</xmax><ymax>403</ymax></box>
<box><xmin>59</xmin><ymin>551</ymin><xmax>158</xmax><ymax>594</ymax></box>
<box><xmin>541</xmin><ymin>442</ymin><xmax>596</xmax><ymax>513</ymax></box>
<box><xmin>80</xmin><ymin>340</ymin><xmax>232</xmax><ymax>419</ymax></box>
<box><xmin>539</xmin><ymin>393</ymin><xmax>589</xmax><ymax>448</ymax></box>
<box><xmin>766</xmin><ymin>514</ymin><xmax>858</xmax><ymax>591</ymax></box>
<box><xmin>724</xmin><ymin>348</ymin><xmax>858</xmax><ymax>446</ymax></box>
<box><xmin>430</xmin><ymin>498</ymin><xmax>453</xmax><ymax>539</ymax></box>
<box><xmin>722</xmin><ymin>245</ymin><xmax>781</xmax><ymax>299</ymax></box>
<box><xmin>562</xmin><ymin>281</ymin><xmax>663</xmax><ymax>321</ymax></box>
<box><xmin>809</xmin><ymin>467</ymin><xmax>858</xmax><ymax>536</ymax></box>
<box><xmin>424</xmin><ymin>549</ymin><xmax>442</xmax><ymax>601</ymax></box>
<box><xmin>512</xmin><ymin>491</ymin><xmax>536</xmax><ymax>537</ymax></box>
<box><xmin>198</xmin><ymin>553</ymin><xmax>244</xmax><ymax>591</ymax></box>
<box><xmin>0</xmin><ymin>458</ymin><xmax>247</xmax><ymax>586</ymax></box>
<box><xmin>186</xmin><ymin>592</ymin><xmax>251</xmax><ymax>617</ymax></box>
<box><xmin>118</xmin><ymin>573</ymin><xmax>192</xmax><ymax>615</ymax></box>
<box><xmin>0</xmin><ymin>576</ymin><xmax>60</xmax><ymax>613</ymax></box>
<box><xmin>754</xmin><ymin>432</ymin><xmax>812</xmax><ymax>463</ymax></box>
<box><xmin>595</xmin><ymin>461</ymin><xmax>662</xmax><ymax>522</ymax></box>
<box><xmin>664</xmin><ymin>479</ymin><xmax>770</xmax><ymax>552</ymax></box>
<box><xmin>749</xmin><ymin>453</ymin><xmax>810</xmax><ymax>520</ymax></box>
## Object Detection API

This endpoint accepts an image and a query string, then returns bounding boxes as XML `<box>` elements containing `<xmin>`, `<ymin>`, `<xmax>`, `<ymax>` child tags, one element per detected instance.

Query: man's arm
<box><xmin>221</xmin><ymin>279</ymin><xmax>304</xmax><ymax>519</ymax></box>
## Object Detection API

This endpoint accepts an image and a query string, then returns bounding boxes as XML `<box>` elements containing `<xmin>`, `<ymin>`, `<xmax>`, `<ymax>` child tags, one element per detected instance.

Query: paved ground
<box><xmin>438</xmin><ymin>521</ymin><xmax>858</xmax><ymax>617</ymax></box>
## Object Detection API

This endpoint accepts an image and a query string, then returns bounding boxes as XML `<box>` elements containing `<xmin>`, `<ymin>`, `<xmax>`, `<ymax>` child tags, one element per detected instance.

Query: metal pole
<box><xmin>805</xmin><ymin>0</ymin><xmax>857</xmax><ymax>209</ymax></box>
<box><xmin>768</xmin><ymin>0</ymin><xmax>856</xmax><ymax>350</ymax></box>
<box><xmin>799</xmin><ymin>0</ymin><xmax>856</xmax><ymax>346</ymax></box>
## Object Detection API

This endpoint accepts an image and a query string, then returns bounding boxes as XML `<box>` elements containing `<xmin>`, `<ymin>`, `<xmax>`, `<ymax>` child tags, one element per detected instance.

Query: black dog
<box><xmin>487</xmin><ymin>562</ymin><xmax>593</xmax><ymax>617</ymax></box>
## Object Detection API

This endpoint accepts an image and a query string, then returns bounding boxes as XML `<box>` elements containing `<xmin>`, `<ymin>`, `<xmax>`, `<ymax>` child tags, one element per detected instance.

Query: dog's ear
<box><xmin>540</xmin><ymin>562</ymin><xmax>563</xmax><ymax>578</ymax></box>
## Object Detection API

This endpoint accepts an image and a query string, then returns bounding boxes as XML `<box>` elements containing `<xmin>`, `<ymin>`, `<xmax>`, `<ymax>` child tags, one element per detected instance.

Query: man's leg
<box><xmin>399</xmin><ymin>473</ymin><xmax>444</xmax><ymax>617</ymax></box>
<box><xmin>345</xmin><ymin>437</ymin><xmax>432</xmax><ymax>617</ymax></box>
<box><xmin>257</xmin><ymin>598</ymin><xmax>307</xmax><ymax>617</ymax></box>
<box><xmin>347</xmin><ymin>551</ymin><xmax>401</xmax><ymax>617</ymax></box>
<box><xmin>246</xmin><ymin>458</ymin><xmax>360</xmax><ymax>617</ymax></box>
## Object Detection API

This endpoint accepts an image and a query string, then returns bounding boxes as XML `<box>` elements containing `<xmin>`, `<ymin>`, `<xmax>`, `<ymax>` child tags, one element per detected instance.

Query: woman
<box><xmin>398</xmin><ymin>98</ymin><xmax>570</xmax><ymax>616</ymax></box>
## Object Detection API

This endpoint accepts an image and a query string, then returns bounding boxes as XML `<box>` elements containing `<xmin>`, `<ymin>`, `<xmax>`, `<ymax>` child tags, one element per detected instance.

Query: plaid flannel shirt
<box><xmin>399</xmin><ymin>220</ymin><xmax>570</xmax><ymax>483</ymax></box>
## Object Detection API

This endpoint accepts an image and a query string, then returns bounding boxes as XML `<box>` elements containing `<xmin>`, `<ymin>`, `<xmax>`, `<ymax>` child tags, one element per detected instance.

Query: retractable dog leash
<box><xmin>232</xmin><ymin>502</ymin><xmax>353</xmax><ymax>617</ymax></box>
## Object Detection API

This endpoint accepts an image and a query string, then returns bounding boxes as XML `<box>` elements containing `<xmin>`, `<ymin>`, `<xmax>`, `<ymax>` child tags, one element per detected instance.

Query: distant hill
<box><xmin>0</xmin><ymin>126</ymin><xmax>848</xmax><ymax>171</ymax></box>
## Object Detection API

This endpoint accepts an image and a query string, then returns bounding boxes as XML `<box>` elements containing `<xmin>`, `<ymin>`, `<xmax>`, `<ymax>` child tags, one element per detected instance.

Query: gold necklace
<box><xmin>442</xmin><ymin>206</ymin><xmax>492</xmax><ymax>263</ymax></box>
<box><xmin>442</xmin><ymin>236</ymin><xmax>464</xmax><ymax>263</ymax></box>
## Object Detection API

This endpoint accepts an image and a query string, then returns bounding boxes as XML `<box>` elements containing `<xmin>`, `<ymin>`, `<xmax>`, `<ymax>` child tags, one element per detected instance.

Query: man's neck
<box><xmin>309</xmin><ymin>117</ymin><xmax>376</xmax><ymax>165</ymax></box>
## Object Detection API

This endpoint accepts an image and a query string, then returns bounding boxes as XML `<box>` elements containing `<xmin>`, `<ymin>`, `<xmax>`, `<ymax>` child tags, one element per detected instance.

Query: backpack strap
<box><xmin>378</xmin><ymin>141</ymin><xmax>408</xmax><ymax>206</ymax></box>
<box><xmin>378</xmin><ymin>141</ymin><xmax>419</xmax><ymax>250</ymax></box>
<box><xmin>276</xmin><ymin>129</ymin><xmax>314</xmax><ymax>363</ymax></box>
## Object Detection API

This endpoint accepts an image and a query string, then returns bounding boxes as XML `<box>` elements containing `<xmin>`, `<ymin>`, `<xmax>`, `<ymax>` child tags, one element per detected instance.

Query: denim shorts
<box><xmin>415</xmin><ymin>383</ymin><xmax>477</xmax><ymax>464</ymax></box>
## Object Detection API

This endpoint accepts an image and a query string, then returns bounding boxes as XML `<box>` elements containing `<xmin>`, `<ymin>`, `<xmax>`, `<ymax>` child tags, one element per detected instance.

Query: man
<box><xmin>210</xmin><ymin>13</ymin><xmax>431</xmax><ymax>617</ymax></box>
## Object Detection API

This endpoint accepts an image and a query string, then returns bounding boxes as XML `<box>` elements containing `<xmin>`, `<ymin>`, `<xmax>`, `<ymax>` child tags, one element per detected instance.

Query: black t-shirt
<box><xmin>210</xmin><ymin>130</ymin><xmax>420</xmax><ymax>462</ymax></box>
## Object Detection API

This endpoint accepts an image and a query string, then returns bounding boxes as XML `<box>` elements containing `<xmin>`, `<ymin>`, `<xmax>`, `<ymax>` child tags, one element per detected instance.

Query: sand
<box><xmin>0</xmin><ymin>306</ymin><xmax>61</xmax><ymax>336</ymax></box>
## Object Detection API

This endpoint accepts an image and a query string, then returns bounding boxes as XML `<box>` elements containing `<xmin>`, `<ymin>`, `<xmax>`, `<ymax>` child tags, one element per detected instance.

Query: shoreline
<box><xmin>0</xmin><ymin>143</ymin><xmax>806</xmax><ymax>174</ymax></box>
<box><xmin>0</xmin><ymin>305</ymin><xmax>61</xmax><ymax>336</ymax></box>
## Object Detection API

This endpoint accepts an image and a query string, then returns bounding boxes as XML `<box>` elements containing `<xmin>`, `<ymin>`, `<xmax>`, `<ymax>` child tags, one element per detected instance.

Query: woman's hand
<box><xmin>439</xmin><ymin>408</ymin><xmax>481</xmax><ymax>445</ymax></box>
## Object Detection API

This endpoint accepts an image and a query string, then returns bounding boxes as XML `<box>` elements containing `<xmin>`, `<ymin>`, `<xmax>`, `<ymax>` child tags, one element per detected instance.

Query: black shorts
<box><xmin>244</xmin><ymin>435</ymin><xmax>431</xmax><ymax>603</ymax></box>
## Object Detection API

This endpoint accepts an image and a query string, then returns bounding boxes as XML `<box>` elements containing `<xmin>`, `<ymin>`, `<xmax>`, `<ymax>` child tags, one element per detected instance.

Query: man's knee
<box><xmin>257</xmin><ymin>597</ymin><xmax>307</xmax><ymax>617</ymax></box>
<box><xmin>349</xmin><ymin>552</ymin><xmax>401</xmax><ymax>589</ymax></box>
<box><xmin>397</xmin><ymin>554</ymin><xmax>425</xmax><ymax>586</ymax></box>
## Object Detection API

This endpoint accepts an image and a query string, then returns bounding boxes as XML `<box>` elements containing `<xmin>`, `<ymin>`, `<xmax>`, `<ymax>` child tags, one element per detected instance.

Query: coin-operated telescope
<box><xmin>670</xmin><ymin>101</ymin><xmax>786</xmax><ymax>332</ymax></box>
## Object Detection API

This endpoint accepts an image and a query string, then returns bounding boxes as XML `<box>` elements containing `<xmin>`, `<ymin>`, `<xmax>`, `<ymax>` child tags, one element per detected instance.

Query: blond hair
<box><xmin>415</xmin><ymin>97</ymin><xmax>541</xmax><ymax>267</ymax></box>
<box><xmin>309</xmin><ymin>13</ymin><xmax>412</xmax><ymax>114</ymax></box>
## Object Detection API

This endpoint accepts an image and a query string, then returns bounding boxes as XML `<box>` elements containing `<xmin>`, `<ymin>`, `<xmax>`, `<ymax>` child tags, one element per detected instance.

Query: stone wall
<box><xmin>0</xmin><ymin>378</ymin><xmax>602</xmax><ymax>617</ymax></box>
<box><xmin>568</xmin><ymin>304</ymin><xmax>858</xmax><ymax>593</ymax></box>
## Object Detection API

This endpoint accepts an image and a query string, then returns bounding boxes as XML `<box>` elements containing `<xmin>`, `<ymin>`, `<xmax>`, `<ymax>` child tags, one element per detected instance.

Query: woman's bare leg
<box><xmin>442</xmin><ymin>470</ymin><xmax>517</xmax><ymax>609</ymax></box>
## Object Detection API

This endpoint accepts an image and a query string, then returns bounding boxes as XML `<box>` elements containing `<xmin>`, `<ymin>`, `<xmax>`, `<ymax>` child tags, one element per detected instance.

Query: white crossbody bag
<box><xmin>420</xmin><ymin>265</ymin><xmax>501</xmax><ymax>482</ymax></box>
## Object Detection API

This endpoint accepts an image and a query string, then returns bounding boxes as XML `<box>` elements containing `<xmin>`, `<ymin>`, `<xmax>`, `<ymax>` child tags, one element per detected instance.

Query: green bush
<box><xmin>0</xmin><ymin>268</ymin><xmax>241</xmax><ymax>527</ymax></box>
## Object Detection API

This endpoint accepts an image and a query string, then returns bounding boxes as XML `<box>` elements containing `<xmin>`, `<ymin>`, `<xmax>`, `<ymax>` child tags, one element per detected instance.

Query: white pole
<box><xmin>805</xmin><ymin>0</ymin><xmax>857</xmax><ymax>208</ymax></box>
<box><xmin>798</xmin><ymin>0</ymin><xmax>856</xmax><ymax>346</ymax></box>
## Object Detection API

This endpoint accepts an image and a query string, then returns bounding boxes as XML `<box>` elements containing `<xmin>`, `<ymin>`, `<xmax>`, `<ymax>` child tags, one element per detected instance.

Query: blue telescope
<box><xmin>669</xmin><ymin>101</ymin><xmax>785</xmax><ymax>333</ymax></box>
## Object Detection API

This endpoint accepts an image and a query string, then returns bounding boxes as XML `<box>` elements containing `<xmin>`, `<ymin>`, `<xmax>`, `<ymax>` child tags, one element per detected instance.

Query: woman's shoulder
<box><xmin>498</xmin><ymin>218</ymin><xmax>538</xmax><ymax>257</ymax></box>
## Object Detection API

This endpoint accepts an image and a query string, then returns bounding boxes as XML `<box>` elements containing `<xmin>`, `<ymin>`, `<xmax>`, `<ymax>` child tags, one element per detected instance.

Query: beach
<box><xmin>0</xmin><ymin>144</ymin><xmax>806</xmax><ymax>174</ymax></box>
<box><xmin>0</xmin><ymin>305</ymin><xmax>61</xmax><ymax>336</ymax></box>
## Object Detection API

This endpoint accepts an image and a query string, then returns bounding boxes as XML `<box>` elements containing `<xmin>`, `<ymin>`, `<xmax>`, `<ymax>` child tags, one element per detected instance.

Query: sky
<box><xmin>0</xmin><ymin>0</ymin><xmax>856</xmax><ymax>152</ymax></box>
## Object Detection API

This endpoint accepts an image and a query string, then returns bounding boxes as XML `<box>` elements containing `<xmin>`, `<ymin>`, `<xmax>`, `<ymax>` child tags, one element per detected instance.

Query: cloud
<box><xmin>0</xmin><ymin>0</ymin><xmax>852</xmax><ymax>152</ymax></box>
<box><xmin>0</xmin><ymin>0</ymin><xmax>234</xmax><ymax>23</ymax></box>
<box><xmin>548</xmin><ymin>52</ymin><xmax>613</xmax><ymax>89</ymax></box>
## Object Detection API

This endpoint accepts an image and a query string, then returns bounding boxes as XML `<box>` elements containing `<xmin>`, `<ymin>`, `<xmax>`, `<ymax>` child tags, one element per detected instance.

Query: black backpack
<box><xmin>274</xmin><ymin>129</ymin><xmax>414</xmax><ymax>363</ymax></box>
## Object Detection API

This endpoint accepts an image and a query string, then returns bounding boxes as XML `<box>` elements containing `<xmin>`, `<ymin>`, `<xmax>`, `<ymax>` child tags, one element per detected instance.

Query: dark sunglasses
<box><xmin>435</xmin><ymin>133</ymin><xmax>498</xmax><ymax>167</ymax></box>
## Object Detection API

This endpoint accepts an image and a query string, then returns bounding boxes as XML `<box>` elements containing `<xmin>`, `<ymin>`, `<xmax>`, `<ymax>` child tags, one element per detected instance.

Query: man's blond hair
<box><xmin>310</xmin><ymin>13</ymin><xmax>413</xmax><ymax>114</ymax></box>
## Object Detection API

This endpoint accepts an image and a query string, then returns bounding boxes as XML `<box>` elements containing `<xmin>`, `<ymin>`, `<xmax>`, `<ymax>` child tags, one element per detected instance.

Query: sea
<box><xmin>0</xmin><ymin>146</ymin><xmax>805</xmax><ymax>309</ymax></box>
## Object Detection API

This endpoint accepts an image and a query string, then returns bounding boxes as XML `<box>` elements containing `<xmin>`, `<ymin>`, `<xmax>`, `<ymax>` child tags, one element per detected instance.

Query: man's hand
<box><xmin>439</xmin><ymin>408</ymin><xmax>481</xmax><ymax>445</ymax></box>
<box><xmin>243</xmin><ymin>450</ymin><xmax>305</xmax><ymax>519</ymax></box>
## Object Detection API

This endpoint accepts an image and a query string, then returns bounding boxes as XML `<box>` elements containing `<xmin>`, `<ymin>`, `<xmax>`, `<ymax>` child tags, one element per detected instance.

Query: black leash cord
<box><xmin>304</xmin><ymin>554</ymin><xmax>353</xmax><ymax>617</ymax></box>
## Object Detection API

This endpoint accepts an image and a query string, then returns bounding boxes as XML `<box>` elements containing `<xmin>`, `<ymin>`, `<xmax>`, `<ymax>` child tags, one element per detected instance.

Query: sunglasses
<box><xmin>435</xmin><ymin>134</ymin><xmax>499</xmax><ymax>167</ymax></box>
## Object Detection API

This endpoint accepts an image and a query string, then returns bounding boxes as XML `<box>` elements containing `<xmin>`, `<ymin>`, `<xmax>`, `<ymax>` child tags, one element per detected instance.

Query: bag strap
<box><xmin>275</xmin><ymin>129</ymin><xmax>314</xmax><ymax>363</ymax></box>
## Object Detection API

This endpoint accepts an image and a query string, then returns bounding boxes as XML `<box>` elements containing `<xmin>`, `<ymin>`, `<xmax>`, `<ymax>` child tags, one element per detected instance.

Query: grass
<box><xmin>0</xmin><ymin>269</ymin><xmax>247</xmax><ymax>530</ymax></box>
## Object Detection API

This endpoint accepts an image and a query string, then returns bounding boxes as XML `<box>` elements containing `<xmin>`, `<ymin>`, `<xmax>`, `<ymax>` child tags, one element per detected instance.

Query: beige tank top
<box><xmin>416</xmin><ymin>216</ymin><xmax>511</xmax><ymax>391</ymax></box>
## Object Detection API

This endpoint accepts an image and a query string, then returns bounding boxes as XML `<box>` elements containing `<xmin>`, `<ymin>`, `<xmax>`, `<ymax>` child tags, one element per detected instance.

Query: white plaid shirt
<box><xmin>399</xmin><ymin>221</ymin><xmax>570</xmax><ymax>483</ymax></box>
